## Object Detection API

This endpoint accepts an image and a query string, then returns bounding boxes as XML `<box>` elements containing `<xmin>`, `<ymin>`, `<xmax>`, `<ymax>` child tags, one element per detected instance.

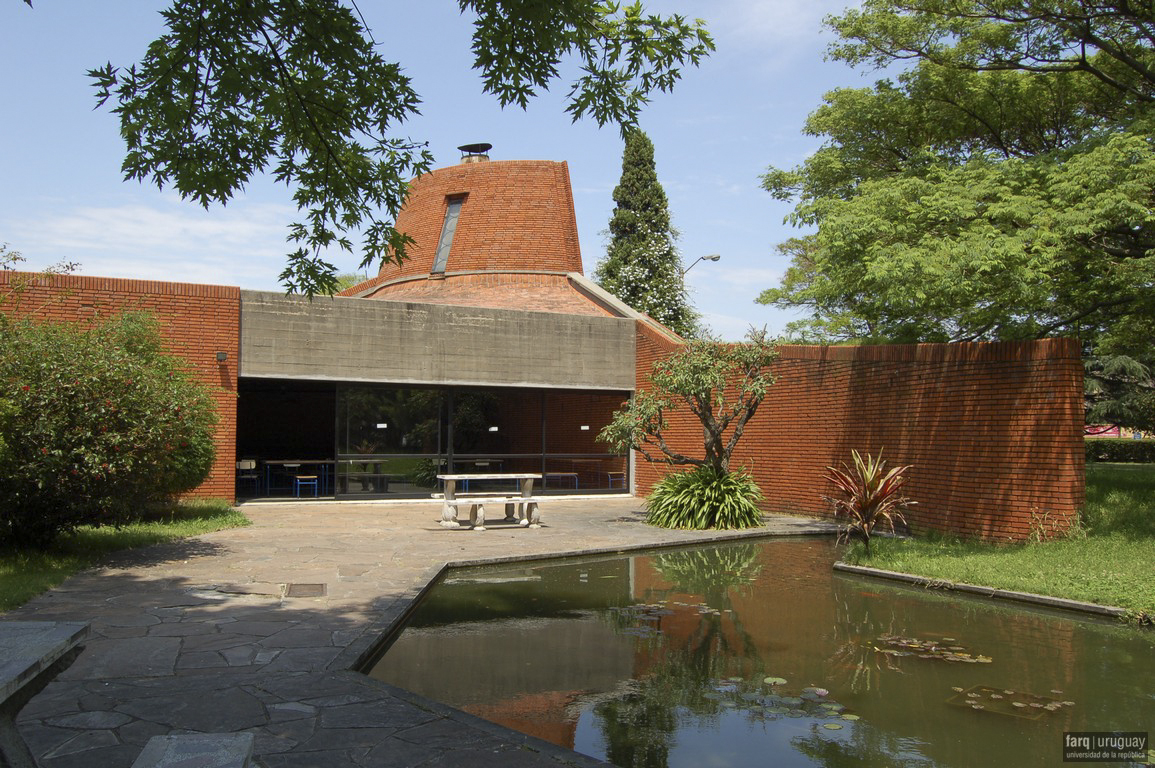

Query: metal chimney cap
<box><xmin>457</xmin><ymin>143</ymin><xmax>492</xmax><ymax>154</ymax></box>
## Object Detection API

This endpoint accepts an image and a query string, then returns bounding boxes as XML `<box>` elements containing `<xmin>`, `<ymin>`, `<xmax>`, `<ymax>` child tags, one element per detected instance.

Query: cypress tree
<box><xmin>594</xmin><ymin>130</ymin><xmax>698</xmax><ymax>337</ymax></box>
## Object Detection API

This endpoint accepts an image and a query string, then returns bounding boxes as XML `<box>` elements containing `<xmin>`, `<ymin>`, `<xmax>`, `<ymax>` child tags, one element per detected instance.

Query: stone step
<box><xmin>131</xmin><ymin>733</ymin><xmax>254</xmax><ymax>768</ymax></box>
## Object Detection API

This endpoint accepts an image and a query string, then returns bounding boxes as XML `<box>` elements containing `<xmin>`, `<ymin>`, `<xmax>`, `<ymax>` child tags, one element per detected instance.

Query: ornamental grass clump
<box><xmin>645</xmin><ymin>465</ymin><xmax>763</xmax><ymax>530</ymax></box>
<box><xmin>825</xmin><ymin>450</ymin><xmax>914</xmax><ymax>556</ymax></box>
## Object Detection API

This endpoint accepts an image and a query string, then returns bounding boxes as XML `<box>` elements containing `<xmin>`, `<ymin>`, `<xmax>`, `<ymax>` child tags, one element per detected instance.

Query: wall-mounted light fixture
<box><xmin>376</xmin><ymin>423</ymin><xmax>388</xmax><ymax>429</ymax></box>
<box><xmin>488</xmin><ymin>426</ymin><xmax>500</xmax><ymax>432</ymax></box>
<box><xmin>580</xmin><ymin>425</ymin><xmax>590</xmax><ymax>431</ymax></box>
<box><xmin>215</xmin><ymin>351</ymin><xmax>228</xmax><ymax>363</ymax></box>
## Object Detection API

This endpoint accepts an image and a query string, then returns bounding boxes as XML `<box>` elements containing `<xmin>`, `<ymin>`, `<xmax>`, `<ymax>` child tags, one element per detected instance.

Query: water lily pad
<box><xmin>767</xmin><ymin>706</ymin><xmax>790</xmax><ymax>714</ymax></box>
<box><xmin>841</xmin><ymin>714</ymin><xmax>860</xmax><ymax>721</ymax></box>
<box><xmin>948</xmin><ymin>686</ymin><xmax>1063</xmax><ymax>719</ymax></box>
<box><xmin>763</xmin><ymin>676</ymin><xmax>787</xmax><ymax>686</ymax></box>
<box><xmin>787</xmin><ymin>710</ymin><xmax>805</xmax><ymax>718</ymax></box>
<box><xmin>875</xmin><ymin>634</ymin><xmax>992</xmax><ymax>664</ymax></box>
<box><xmin>822</xmin><ymin>723</ymin><xmax>844</xmax><ymax>730</ymax></box>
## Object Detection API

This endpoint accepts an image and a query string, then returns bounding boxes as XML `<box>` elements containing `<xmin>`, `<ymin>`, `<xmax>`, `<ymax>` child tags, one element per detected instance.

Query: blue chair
<box><xmin>294</xmin><ymin>473</ymin><xmax>318</xmax><ymax>497</ymax></box>
<box><xmin>284</xmin><ymin>464</ymin><xmax>317</xmax><ymax>498</ymax></box>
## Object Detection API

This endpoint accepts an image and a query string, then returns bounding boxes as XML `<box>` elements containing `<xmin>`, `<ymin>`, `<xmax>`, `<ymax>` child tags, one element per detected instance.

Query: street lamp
<box><xmin>681</xmin><ymin>253</ymin><xmax>721</xmax><ymax>276</ymax></box>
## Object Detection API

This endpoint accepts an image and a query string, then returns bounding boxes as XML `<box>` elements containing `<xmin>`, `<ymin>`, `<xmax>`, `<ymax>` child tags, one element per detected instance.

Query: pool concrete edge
<box><xmin>833</xmin><ymin>562</ymin><xmax>1131</xmax><ymax>620</ymax></box>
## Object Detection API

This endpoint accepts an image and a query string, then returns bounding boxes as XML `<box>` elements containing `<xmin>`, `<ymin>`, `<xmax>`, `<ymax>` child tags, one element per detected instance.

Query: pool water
<box><xmin>363</xmin><ymin>538</ymin><xmax>1154</xmax><ymax>767</ymax></box>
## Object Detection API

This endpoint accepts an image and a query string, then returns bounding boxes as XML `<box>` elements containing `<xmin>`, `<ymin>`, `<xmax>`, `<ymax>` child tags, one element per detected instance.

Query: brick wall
<box><xmin>1</xmin><ymin>271</ymin><xmax>241</xmax><ymax>500</ymax></box>
<box><xmin>633</xmin><ymin>325</ymin><xmax>1085</xmax><ymax>541</ymax></box>
<box><xmin>359</xmin><ymin>159</ymin><xmax>584</xmax><ymax>290</ymax></box>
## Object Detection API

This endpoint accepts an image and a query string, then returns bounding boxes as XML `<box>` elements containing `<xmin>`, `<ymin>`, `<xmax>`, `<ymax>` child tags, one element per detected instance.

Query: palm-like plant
<box><xmin>825</xmin><ymin>450</ymin><xmax>915</xmax><ymax>556</ymax></box>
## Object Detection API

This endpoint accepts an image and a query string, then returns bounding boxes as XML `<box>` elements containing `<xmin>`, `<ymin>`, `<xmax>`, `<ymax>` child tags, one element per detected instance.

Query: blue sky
<box><xmin>0</xmin><ymin>1</ymin><xmax>867</xmax><ymax>340</ymax></box>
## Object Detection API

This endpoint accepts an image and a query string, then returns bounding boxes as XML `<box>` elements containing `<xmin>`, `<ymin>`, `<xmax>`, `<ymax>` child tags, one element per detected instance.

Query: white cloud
<box><xmin>5</xmin><ymin>196</ymin><xmax>314</xmax><ymax>290</ymax></box>
<box><xmin>712</xmin><ymin>0</ymin><xmax>853</xmax><ymax>53</ymax></box>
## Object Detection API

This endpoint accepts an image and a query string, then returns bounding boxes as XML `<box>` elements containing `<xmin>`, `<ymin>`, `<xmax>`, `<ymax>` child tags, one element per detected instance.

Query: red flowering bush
<box><xmin>0</xmin><ymin>312</ymin><xmax>216</xmax><ymax>547</ymax></box>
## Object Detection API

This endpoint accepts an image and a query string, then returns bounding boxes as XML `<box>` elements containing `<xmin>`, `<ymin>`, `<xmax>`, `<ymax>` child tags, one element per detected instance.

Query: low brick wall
<box><xmin>633</xmin><ymin>326</ymin><xmax>1085</xmax><ymax>541</ymax></box>
<box><xmin>1</xmin><ymin>271</ymin><xmax>241</xmax><ymax>500</ymax></box>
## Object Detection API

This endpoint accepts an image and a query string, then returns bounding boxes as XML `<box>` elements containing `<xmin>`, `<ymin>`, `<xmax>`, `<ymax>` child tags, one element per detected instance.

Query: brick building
<box><xmin>0</xmin><ymin>150</ymin><xmax>1085</xmax><ymax>540</ymax></box>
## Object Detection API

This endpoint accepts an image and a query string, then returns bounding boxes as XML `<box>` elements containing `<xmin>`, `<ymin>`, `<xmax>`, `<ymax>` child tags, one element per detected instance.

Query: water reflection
<box><xmin>364</xmin><ymin>538</ymin><xmax>1155</xmax><ymax>768</ymax></box>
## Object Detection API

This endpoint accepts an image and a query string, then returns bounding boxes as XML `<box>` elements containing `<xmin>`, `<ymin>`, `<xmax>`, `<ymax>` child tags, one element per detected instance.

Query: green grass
<box><xmin>843</xmin><ymin>463</ymin><xmax>1155</xmax><ymax>622</ymax></box>
<box><xmin>0</xmin><ymin>500</ymin><xmax>249</xmax><ymax>611</ymax></box>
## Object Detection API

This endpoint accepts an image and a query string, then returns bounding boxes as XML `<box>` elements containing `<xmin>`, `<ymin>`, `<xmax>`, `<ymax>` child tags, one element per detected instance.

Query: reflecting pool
<box><xmin>363</xmin><ymin>538</ymin><xmax>1154</xmax><ymax>767</ymax></box>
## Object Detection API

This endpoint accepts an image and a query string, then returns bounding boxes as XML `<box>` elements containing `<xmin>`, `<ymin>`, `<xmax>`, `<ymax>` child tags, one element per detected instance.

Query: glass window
<box><xmin>431</xmin><ymin>196</ymin><xmax>464</xmax><ymax>273</ymax></box>
<box><xmin>338</xmin><ymin>387</ymin><xmax>445</xmax><ymax>455</ymax></box>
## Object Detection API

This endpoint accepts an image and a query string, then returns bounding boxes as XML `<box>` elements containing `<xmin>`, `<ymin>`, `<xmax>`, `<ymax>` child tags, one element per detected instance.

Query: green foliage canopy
<box><xmin>594</xmin><ymin>129</ymin><xmax>699</xmax><ymax>336</ymax></box>
<box><xmin>70</xmin><ymin>0</ymin><xmax>714</xmax><ymax>296</ymax></box>
<box><xmin>759</xmin><ymin>0</ymin><xmax>1155</xmax><ymax>353</ymax></box>
<box><xmin>0</xmin><ymin>312</ymin><xmax>217</xmax><ymax>548</ymax></box>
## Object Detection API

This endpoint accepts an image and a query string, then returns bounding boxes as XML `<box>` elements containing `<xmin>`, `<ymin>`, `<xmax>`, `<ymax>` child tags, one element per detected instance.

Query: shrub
<box><xmin>825</xmin><ymin>450</ymin><xmax>915</xmax><ymax>556</ymax></box>
<box><xmin>645</xmin><ymin>465</ymin><xmax>764</xmax><ymax>530</ymax></box>
<box><xmin>0</xmin><ymin>312</ymin><xmax>217</xmax><ymax>547</ymax></box>
<box><xmin>1085</xmin><ymin>437</ymin><xmax>1155</xmax><ymax>463</ymax></box>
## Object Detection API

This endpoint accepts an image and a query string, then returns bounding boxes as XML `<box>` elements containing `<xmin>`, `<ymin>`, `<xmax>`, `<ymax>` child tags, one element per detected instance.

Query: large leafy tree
<box><xmin>595</xmin><ymin>129</ymin><xmax>699</xmax><ymax>336</ymax></box>
<box><xmin>759</xmin><ymin>0</ymin><xmax>1155</xmax><ymax>427</ymax></box>
<box><xmin>11</xmin><ymin>0</ymin><xmax>715</xmax><ymax>295</ymax></box>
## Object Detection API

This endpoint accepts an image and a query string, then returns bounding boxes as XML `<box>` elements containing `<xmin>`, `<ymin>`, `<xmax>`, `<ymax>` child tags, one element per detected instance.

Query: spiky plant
<box><xmin>825</xmin><ymin>450</ymin><xmax>914</xmax><ymax>555</ymax></box>
<box><xmin>645</xmin><ymin>465</ymin><xmax>764</xmax><ymax>530</ymax></box>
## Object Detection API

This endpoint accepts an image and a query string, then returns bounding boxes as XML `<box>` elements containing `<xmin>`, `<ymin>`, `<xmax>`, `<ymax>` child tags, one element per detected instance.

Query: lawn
<box><xmin>0</xmin><ymin>500</ymin><xmax>249</xmax><ymax>611</ymax></box>
<box><xmin>842</xmin><ymin>463</ymin><xmax>1155</xmax><ymax>622</ymax></box>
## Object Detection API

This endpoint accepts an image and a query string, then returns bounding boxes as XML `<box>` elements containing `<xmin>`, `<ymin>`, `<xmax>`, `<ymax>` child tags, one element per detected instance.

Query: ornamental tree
<box><xmin>0</xmin><ymin>312</ymin><xmax>217</xmax><ymax>548</ymax></box>
<box><xmin>600</xmin><ymin>328</ymin><xmax>777</xmax><ymax>474</ymax></box>
<box><xmin>599</xmin><ymin>328</ymin><xmax>776</xmax><ymax>529</ymax></box>
<box><xmin>34</xmin><ymin>0</ymin><xmax>717</xmax><ymax>296</ymax></box>
<box><xmin>594</xmin><ymin>129</ymin><xmax>699</xmax><ymax>337</ymax></box>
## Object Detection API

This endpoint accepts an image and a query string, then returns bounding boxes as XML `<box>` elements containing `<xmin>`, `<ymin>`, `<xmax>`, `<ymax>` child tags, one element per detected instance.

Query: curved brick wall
<box><xmin>633</xmin><ymin>327</ymin><xmax>1085</xmax><ymax>542</ymax></box>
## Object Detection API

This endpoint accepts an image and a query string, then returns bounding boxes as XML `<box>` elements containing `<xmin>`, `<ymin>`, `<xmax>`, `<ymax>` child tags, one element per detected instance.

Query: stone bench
<box><xmin>131</xmin><ymin>732</ymin><xmax>254</xmax><ymax>768</ymax></box>
<box><xmin>436</xmin><ymin>496</ymin><xmax>543</xmax><ymax>530</ymax></box>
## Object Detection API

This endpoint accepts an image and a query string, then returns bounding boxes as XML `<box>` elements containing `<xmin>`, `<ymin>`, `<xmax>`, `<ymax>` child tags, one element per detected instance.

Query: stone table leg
<box><xmin>439</xmin><ymin>479</ymin><xmax>461</xmax><ymax>528</ymax></box>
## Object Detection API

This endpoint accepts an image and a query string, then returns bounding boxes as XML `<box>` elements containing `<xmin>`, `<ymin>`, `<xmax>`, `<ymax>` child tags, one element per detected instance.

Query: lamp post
<box><xmin>681</xmin><ymin>253</ymin><xmax>721</xmax><ymax>276</ymax></box>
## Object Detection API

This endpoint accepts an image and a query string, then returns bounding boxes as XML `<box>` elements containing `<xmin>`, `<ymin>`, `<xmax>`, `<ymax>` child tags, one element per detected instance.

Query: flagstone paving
<box><xmin>4</xmin><ymin>498</ymin><xmax>836</xmax><ymax>767</ymax></box>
